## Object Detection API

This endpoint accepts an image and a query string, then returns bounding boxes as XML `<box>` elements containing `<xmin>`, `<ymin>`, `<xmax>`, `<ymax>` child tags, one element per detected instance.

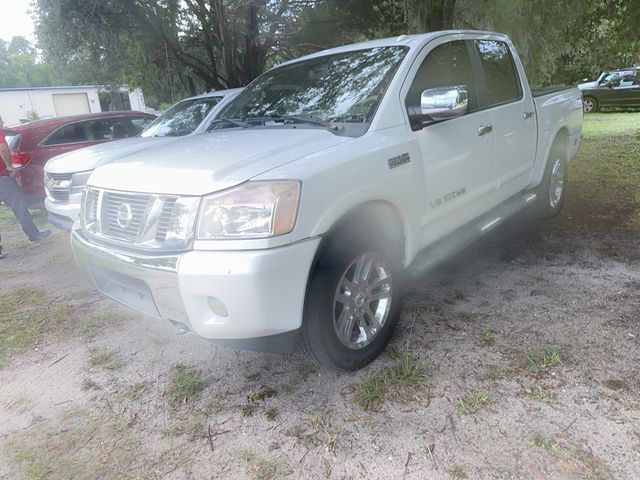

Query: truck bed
<box><xmin>531</xmin><ymin>85</ymin><xmax>576</xmax><ymax>97</ymax></box>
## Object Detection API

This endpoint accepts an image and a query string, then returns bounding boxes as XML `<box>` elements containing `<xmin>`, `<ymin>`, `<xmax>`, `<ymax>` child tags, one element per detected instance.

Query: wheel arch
<box><xmin>530</xmin><ymin>126</ymin><xmax>570</xmax><ymax>189</ymax></box>
<box><xmin>308</xmin><ymin>200</ymin><xmax>408</xmax><ymax>279</ymax></box>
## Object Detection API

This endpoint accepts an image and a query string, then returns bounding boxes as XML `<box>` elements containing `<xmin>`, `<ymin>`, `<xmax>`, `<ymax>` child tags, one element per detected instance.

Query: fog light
<box><xmin>207</xmin><ymin>296</ymin><xmax>229</xmax><ymax>317</ymax></box>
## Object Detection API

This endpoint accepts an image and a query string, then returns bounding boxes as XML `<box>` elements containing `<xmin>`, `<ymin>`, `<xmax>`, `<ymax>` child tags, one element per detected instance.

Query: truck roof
<box><xmin>279</xmin><ymin>30</ymin><xmax>509</xmax><ymax>66</ymax></box>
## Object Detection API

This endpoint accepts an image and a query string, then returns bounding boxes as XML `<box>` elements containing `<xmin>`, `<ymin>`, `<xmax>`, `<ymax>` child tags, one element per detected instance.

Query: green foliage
<box><xmin>28</xmin><ymin>0</ymin><xmax>640</xmax><ymax>103</ymax></box>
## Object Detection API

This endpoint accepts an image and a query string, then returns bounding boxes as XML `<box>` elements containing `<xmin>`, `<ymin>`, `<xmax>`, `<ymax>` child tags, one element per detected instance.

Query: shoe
<box><xmin>30</xmin><ymin>229</ymin><xmax>51</xmax><ymax>242</ymax></box>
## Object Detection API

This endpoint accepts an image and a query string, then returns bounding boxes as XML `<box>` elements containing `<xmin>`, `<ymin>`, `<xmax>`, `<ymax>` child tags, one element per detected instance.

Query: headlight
<box><xmin>197</xmin><ymin>181</ymin><xmax>301</xmax><ymax>239</ymax></box>
<box><xmin>70</xmin><ymin>171</ymin><xmax>92</xmax><ymax>195</ymax></box>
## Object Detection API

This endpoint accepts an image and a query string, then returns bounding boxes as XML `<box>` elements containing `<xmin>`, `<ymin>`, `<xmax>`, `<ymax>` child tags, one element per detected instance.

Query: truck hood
<box><xmin>45</xmin><ymin>137</ymin><xmax>178</xmax><ymax>174</ymax></box>
<box><xmin>88</xmin><ymin>128</ymin><xmax>351</xmax><ymax>195</ymax></box>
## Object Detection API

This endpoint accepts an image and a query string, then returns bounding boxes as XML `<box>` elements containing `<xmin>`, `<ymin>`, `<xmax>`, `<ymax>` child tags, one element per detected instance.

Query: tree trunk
<box><xmin>407</xmin><ymin>0</ymin><xmax>457</xmax><ymax>33</ymax></box>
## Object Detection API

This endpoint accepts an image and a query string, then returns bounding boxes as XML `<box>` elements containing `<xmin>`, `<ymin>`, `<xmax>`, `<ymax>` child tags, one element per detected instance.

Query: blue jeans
<box><xmin>0</xmin><ymin>175</ymin><xmax>40</xmax><ymax>241</ymax></box>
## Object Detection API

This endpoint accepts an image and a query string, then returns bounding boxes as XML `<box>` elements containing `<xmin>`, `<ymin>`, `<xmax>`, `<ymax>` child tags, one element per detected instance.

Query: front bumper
<box><xmin>71</xmin><ymin>227</ymin><xmax>320</xmax><ymax>352</ymax></box>
<box><xmin>45</xmin><ymin>196</ymin><xmax>80</xmax><ymax>231</ymax></box>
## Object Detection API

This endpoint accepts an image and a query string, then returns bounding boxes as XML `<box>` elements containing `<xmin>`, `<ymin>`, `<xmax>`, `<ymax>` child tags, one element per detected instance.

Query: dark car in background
<box><xmin>580</xmin><ymin>67</ymin><xmax>640</xmax><ymax>112</ymax></box>
<box><xmin>4</xmin><ymin>111</ymin><xmax>154</xmax><ymax>205</ymax></box>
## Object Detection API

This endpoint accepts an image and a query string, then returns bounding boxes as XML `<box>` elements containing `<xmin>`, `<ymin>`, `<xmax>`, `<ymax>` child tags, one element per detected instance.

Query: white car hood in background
<box><xmin>45</xmin><ymin>137</ymin><xmax>178</xmax><ymax>174</ymax></box>
<box><xmin>88</xmin><ymin>129</ymin><xmax>351</xmax><ymax>195</ymax></box>
<box><xmin>577</xmin><ymin>81</ymin><xmax>597</xmax><ymax>90</ymax></box>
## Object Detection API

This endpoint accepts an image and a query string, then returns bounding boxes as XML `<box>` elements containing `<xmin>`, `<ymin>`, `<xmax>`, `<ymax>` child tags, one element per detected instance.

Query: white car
<box><xmin>71</xmin><ymin>31</ymin><xmax>582</xmax><ymax>370</ymax></box>
<box><xmin>44</xmin><ymin>88</ymin><xmax>242</xmax><ymax>229</ymax></box>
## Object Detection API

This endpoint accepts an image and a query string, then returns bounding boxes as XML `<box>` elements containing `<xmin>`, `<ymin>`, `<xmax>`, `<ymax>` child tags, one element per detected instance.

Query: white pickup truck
<box><xmin>71</xmin><ymin>31</ymin><xmax>582</xmax><ymax>371</ymax></box>
<box><xmin>44</xmin><ymin>88</ymin><xmax>242</xmax><ymax>229</ymax></box>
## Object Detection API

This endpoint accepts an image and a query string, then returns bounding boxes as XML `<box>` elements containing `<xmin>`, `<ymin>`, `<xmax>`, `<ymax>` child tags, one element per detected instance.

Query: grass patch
<box><xmin>532</xmin><ymin>433</ymin><xmax>565</xmax><ymax>454</ymax></box>
<box><xmin>2</xmin><ymin>407</ymin><xmax>160</xmax><ymax>479</ymax></box>
<box><xmin>457</xmin><ymin>390</ymin><xmax>491</xmax><ymax>415</ymax></box>
<box><xmin>449</xmin><ymin>465</ymin><xmax>467</xmax><ymax>479</ymax></box>
<box><xmin>77</xmin><ymin>307</ymin><xmax>124</xmax><ymax>339</ymax></box>
<box><xmin>531</xmin><ymin>433</ymin><xmax>614</xmax><ymax>479</ymax></box>
<box><xmin>87</xmin><ymin>346</ymin><xmax>124</xmax><ymax>370</ymax></box>
<box><xmin>354</xmin><ymin>351</ymin><xmax>427</xmax><ymax>410</ymax></box>
<box><xmin>564</xmin><ymin>112</ymin><xmax>640</xmax><ymax>239</ymax></box>
<box><xmin>580</xmin><ymin>112</ymin><xmax>640</xmax><ymax>139</ymax></box>
<box><xmin>526</xmin><ymin>346</ymin><xmax>563</xmax><ymax>374</ymax></box>
<box><xmin>404</xmin><ymin>301</ymin><xmax>443</xmax><ymax>315</ymax></box>
<box><xmin>0</xmin><ymin>287</ymin><xmax>72</xmax><ymax>367</ymax></box>
<box><xmin>480</xmin><ymin>329</ymin><xmax>494</xmax><ymax>346</ymax></box>
<box><xmin>262</xmin><ymin>408</ymin><xmax>279</xmax><ymax>421</ymax></box>
<box><xmin>487</xmin><ymin>365</ymin><xmax>512</xmax><ymax>379</ymax></box>
<box><xmin>239</xmin><ymin>449</ymin><xmax>287</xmax><ymax>480</ymax></box>
<box><xmin>124</xmin><ymin>382</ymin><xmax>147</xmax><ymax>401</ymax></box>
<box><xmin>248</xmin><ymin>386</ymin><xmax>277</xmax><ymax>403</ymax></box>
<box><xmin>164</xmin><ymin>364</ymin><xmax>207</xmax><ymax>407</ymax></box>
<box><xmin>523</xmin><ymin>382</ymin><xmax>555</xmax><ymax>404</ymax></box>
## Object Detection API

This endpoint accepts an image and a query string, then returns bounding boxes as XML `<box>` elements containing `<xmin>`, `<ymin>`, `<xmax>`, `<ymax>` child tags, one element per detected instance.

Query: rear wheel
<box><xmin>533</xmin><ymin>153</ymin><xmax>568</xmax><ymax>220</ymax></box>
<box><xmin>582</xmin><ymin>96</ymin><xmax>598</xmax><ymax>113</ymax></box>
<box><xmin>300</xmin><ymin>233</ymin><xmax>404</xmax><ymax>371</ymax></box>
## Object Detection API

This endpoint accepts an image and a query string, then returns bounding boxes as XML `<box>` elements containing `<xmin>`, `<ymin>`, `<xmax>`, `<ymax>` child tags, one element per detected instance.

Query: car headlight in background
<box><xmin>197</xmin><ymin>181</ymin><xmax>301</xmax><ymax>239</ymax></box>
<box><xmin>70</xmin><ymin>171</ymin><xmax>92</xmax><ymax>195</ymax></box>
<box><xmin>162</xmin><ymin>197</ymin><xmax>200</xmax><ymax>245</ymax></box>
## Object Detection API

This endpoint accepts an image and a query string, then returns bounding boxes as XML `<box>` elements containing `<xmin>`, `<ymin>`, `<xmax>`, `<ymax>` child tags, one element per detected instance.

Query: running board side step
<box><xmin>407</xmin><ymin>192</ymin><xmax>537</xmax><ymax>278</ymax></box>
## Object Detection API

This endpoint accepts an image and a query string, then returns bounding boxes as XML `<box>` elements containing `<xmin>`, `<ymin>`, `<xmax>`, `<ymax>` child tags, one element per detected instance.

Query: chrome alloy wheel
<box><xmin>549</xmin><ymin>158</ymin><xmax>565</xmax><ymax>209</ymax></box>
<box><xmin>582</xmin><ymin>97</ymin><xmax>595</xmax><ymax>113</ymax></box>
<box><xmin>333</xmin><ymin>252</ymin><xmax>393</xmax><ymax>350</ymax></box>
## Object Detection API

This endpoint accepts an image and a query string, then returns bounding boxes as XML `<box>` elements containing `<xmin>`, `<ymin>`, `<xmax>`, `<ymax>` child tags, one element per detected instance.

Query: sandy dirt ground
<box><xmin>1</xmin><ymin>114</ymin><xmax>639</xmax><ymax>479</ymax></box>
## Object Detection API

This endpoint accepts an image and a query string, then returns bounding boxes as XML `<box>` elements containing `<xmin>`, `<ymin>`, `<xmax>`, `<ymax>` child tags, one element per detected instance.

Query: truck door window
<box><xmin>474</xmin><ymin>40</ymin><xmax>522</xmax><ymax>107</ymax></box>
<box><xmin>406</xmin><ymin>40</ymin><xmax>478</xmax><ymax>116</ymax></box>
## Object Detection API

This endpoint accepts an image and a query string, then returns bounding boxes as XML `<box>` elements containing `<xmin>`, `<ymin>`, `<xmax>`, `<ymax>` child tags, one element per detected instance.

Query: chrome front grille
<box><xmin>82</xmin><ymin>187</ymin><xmax>200</xmax><ymax>252</ymax></box>
<box><xmin>102</xmin><ymin>191</ymin><xmax>151</xmax><ymax>241</ymax></box>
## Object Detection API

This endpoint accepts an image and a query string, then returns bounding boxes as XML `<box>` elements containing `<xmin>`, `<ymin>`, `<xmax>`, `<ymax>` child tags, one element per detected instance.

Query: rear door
<box><xmin>472</xmin><ymin>39</ymin><xmax>537</xmax><ymax>197</ymax></box>
<box><xmin>403</xmin><ymin>38</ymin><xmax>496</xmax><ymax>244</ymax></box>
<box><xmin>609</xmin><ymin>72</ymin><xmax>640</xmax><ymax>107</ymax></box>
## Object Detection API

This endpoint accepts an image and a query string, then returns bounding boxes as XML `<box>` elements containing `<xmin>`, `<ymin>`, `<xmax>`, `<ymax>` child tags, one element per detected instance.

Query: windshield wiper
<box><xmin>208</xmin><ymin>118</ymin><xmax>250</xmax><ymax>130</ymax></box>
<box><xmin>245</xmin><ymin>115</ymin><xmax>339</xmax><ymax>132</ymax></box>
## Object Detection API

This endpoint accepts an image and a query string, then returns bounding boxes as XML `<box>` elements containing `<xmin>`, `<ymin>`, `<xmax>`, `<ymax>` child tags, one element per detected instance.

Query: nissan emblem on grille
<box><xmin>116</xmin><ymin>203</ymin><xmax>133</xmax><ymax>229</ymax></box>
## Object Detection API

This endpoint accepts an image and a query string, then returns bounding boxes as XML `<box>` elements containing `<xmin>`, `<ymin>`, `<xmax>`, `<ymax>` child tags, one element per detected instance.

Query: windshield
<box><xmin>219</xmin><ymin>46</ymin><xmax>408</xmax><ymax>136</ymax></box>
<box><xmin>599</xmin><ymin>71</ymin><xmax>634</xmax><ymax>85</ymax></box>
<box><xmin>141</xmin><ymin>96</ymin><xmax>223</xmax><ymax>137</ymax></box>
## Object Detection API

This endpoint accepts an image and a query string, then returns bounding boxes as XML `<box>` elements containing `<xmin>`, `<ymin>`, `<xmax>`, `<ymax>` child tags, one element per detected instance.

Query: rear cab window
<box><xmin>473</xmin><ymin>40</ymin><xmax>523</xmax><ymax>107</ymax></box>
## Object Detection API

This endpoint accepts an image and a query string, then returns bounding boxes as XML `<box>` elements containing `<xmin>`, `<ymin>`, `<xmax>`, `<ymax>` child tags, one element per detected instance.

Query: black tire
<box><xmin>533</xmin><ymin>152</ymin><xmax>568</xmax><ymax>220</ymax></box>
<box><xmin>582</xmin><ymin>96</ymin><xmax>598</xmax><ymax>113</ymax></box>
<box><xmin>300</xmin><ymin>232</ymin><xmax>404</xmax><ymax>371</ymax></box>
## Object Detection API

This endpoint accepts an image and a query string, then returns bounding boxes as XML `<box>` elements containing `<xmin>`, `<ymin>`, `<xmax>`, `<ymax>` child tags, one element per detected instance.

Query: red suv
<box><xmin>5</xmin><ymin>111</ymin><xmax>154</xmax><ymax>205</ymax></box>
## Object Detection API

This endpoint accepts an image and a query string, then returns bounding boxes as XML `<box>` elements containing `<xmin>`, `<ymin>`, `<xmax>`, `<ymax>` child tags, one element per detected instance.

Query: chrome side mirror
<box><xmin>420</xmin><ymin>85</ymin><xmax>469</xmax><ymax>121</ymax></box>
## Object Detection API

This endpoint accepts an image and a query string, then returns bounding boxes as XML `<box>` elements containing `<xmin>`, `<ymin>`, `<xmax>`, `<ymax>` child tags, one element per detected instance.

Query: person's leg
<box><xmin>0</xmin><ymin>177</ymin><xmax>41</xmax><ymax>240</ymax></box>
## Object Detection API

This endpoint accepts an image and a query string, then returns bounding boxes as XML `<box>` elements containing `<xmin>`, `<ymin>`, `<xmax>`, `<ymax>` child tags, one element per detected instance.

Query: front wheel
<box><xmin>533</xmin><ymin>154</ymin><xmax>568</xmax><ymax>220</ymax></box>
<box><xmin>300</xmin><ymin>234</ymin><xmax>404</xmax><ymax>371</ymax></box>
<box><xmin>583</xmin><ymin>96</ymin><xmax>598</xmax><ymax>113</ymax></box>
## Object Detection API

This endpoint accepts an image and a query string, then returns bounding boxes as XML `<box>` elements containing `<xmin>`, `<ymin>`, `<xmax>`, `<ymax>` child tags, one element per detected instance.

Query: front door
<box><xmin>403</xmin><ymin>39</ymin><xmax>497</xmax><ymax>246</ymax></box>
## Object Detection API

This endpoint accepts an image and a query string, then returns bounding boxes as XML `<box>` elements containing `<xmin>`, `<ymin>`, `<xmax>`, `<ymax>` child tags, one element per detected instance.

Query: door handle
<box><xmin>523</xmin><ymin>110</ymin><xmax>535</xmax><ymax>119</ymax></box>
<box><xmin>477</xmin><ymin>124</ymin><xmax>493</xmax><ymax>136</ymax></box>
